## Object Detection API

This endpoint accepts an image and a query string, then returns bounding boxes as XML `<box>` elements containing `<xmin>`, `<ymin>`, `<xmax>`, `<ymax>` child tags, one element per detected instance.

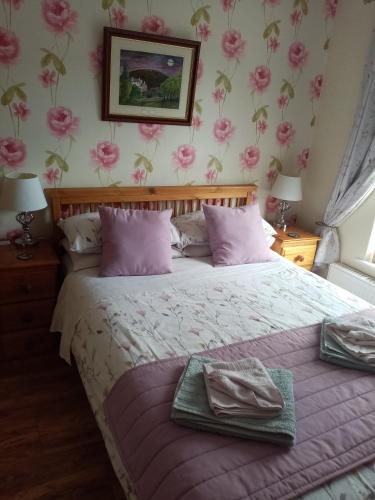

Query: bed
<box><xmin>47</xmin><ymin>185</ymin><xmax>375</xmax><ymax>500</ymax></box>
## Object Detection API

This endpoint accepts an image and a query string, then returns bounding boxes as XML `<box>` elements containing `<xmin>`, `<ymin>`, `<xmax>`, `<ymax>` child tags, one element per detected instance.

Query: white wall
<box><xmin>298</xmin><ymin>0</ymin><xmax>375</xmax><ymax>276</ymax></box>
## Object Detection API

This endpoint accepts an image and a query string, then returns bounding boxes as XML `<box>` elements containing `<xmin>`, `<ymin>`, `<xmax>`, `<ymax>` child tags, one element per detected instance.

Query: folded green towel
<box><xmin>171</xmin><ymin>355</ymin><xmax>296</xmax><ymax>447</ymax></box>
<box><xmin>320</xmin><ymin>319</ymin><xmax>375</xmax><ymax>373</ymax></box>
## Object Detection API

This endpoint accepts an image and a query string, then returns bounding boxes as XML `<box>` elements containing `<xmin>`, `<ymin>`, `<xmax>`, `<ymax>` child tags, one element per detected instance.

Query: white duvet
<box><xmin>51</xmin><ymin>256</ymin><xmax>375</xmax><ymax>500</ymax></box>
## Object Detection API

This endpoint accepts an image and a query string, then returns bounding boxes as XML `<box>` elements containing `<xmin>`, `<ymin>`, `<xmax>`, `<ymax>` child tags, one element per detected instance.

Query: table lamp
<box><xmin>271</xmin><ymin>174</ymin><xmax>302</xmax><ymax>231</ymax></box>
<box><xmin>0</xmin><ymin>173</ymin><xmax>47</xmax><ymax>248</ymax></box>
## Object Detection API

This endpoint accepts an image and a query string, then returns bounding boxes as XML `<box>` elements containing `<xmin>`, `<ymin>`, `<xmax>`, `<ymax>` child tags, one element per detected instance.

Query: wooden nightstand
<box><xmin>271</xmin><ymin>226</ymin><xmax>320</xmax><ymax>271</ymax></box>
<box><xmin>0</xmin><ymin>240</ymin><xmax>60</xmax><ymax>360</ymax></box>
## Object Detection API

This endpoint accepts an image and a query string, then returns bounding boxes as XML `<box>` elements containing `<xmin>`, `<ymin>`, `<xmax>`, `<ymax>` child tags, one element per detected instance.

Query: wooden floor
<box><xmin>0</xmin><ymin>351</ymin><xmax>126</xmax><ymax>500</ymax></box>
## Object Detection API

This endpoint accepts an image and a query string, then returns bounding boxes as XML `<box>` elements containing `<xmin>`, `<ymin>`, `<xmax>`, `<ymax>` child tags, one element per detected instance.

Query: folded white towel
<box><xmin>203</xmin><ymin>357</ymin><xmax>284</xmax><ymax>418</ymax></box>
<box><xmin>326</xmin><ymin>315</ymin><xmax>375</xmax><ymax>364</ymax></box>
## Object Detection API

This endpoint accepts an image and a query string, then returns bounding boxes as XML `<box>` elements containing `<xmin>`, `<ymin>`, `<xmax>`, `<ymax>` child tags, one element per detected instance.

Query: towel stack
<box><xmin>320</xmin><ymin>313</ymin><xmax>375</xmax><ymax>372</ymax></box>
<box><xmin>171</xmin><ymin>355</ymin><xmax>296</xmax><ymax>447</ymax></box>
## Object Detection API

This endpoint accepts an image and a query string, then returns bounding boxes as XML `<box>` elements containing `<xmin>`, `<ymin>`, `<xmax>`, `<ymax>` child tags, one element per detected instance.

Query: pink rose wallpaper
<box><xmin>0</xmin><ymin>0</ymin><xmax>337</xmax><ymax>211</ymax></box>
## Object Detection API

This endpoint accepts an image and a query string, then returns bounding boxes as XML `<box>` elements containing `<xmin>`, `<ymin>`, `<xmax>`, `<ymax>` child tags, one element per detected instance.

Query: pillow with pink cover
<box><xmin>99</xmin><ymin>206</ymin><xmax>173</xmax><ymax>276</ymax></box>
<box><xmin>202</xmin><ymin>203</ymin><xmax>277</xmax><ymax>266</ymax></box>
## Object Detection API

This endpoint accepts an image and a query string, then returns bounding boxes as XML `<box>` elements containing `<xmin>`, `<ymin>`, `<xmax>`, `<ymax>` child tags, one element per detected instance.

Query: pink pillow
<box><xmin>99</xmin><ymin>207</ymin><xmax>172</xmax><ymax>276</ymax></box>
<box><xmin>202</xmin><ymin>203</ymin><xmax>277</xmax><ymax>266</ymax></box>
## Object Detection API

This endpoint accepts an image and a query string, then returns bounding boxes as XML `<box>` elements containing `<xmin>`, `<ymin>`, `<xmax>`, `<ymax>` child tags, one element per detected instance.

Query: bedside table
<box><xmin>0</xmin><ymin>240</ymin><xmax>60</xmax><ymax>360</ymax></box>
<box><xmin>271</xmin><ymin>226</ymin><xmax>320</xmax><ymax>271</ymax></box>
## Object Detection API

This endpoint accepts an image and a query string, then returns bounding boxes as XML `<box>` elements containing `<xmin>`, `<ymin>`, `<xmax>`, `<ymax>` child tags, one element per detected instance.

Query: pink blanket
<box><xmin>104</xmin><ymin>309</ymin><xmax>375</xmax><ymax>500</ymax></box>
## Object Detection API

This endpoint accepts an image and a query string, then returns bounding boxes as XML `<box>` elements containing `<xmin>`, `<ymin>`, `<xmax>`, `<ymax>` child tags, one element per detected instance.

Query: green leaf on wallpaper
<box><xmin>252</xmin><ymin>105</ymin><xmax>269</xmax><ymax>122</ymax></box>
<box><xmin>102</xmin><ymin>0</ymin><xmax>115</xmax><ymax>9</ymax></box>
<box><xmin>134</xmin><ymin>155</ymin><xmax>143</xmax><ymax>168</ymax></box>
<box><xmin>143</xmin><ymin>158</ymin><xmax>153</xmax><ymax>173</ymax></box>
<box><xmin>208</xmin><ymin>155</ymin><xmax>223</xmax><ymax>173</ymax></box>
<box><xmin>310</xmin><ymin>115</ymin><xmax>316</xmax><ymax>127</ymax></box>
<box><xmin>45</xmin><ymin>151</ymin><xmax>69</xmax><ymax>172</ymax></box>
<box><xmin>194</xmin><ymin>100</ymin><xmax>202</xmax><ymax>114</ymax></box>
<box><xmin>191</xmin><ymin>5</ymin><xmax>210</xmax><ymax>26</ymax></box>
<box><xmin>324</xmin><ymin>38</ymin><xmax>330</xmax><ymax>50</ymax></box>
<box><xmin>52</xmin><ymin>55</ymin><xmax>66</xmax><ymax>75</ymax></box>
<box><xmin>134</xmin><ymin>154</ymin><xmax>153</xmax><ymax>173</ymax></box>
<box><xmin>41</xmin><ymin>52</ymin><xmax>53</xmax><ymax>67</ymax></box>
<box><xmin>262</xmin><ymin>20</ymin><xmax>280</xmax><ymax>39</ymax></box>
<box><xmin>109</xmin><ymin>181</ymin><xmax>122</xmax><ymax>187</ymax></box>
<box><xmin>1</xmin><ymin>87</ymin><xmax>15</xmax><ymax>105</ymax></box>
<box><xmin>281</xmin><ymin>79</ymin><xmax>294</xmax><ymax>99</ymax></box>
<box><xmin>117</xmin><ymin>0</ymin><xmax>126</xmax><ymax>6</ymax></box>
<box><xmin>14</xmin><ymin>85</ymin><xmax>27</xmax><ymax>102</ymax></box>
<box><xmin>294</xmin><ymin>0</ymin><xmax>308</xmax><ymax>15</ymax></box>
<box><xmin>215</xmin><ymin>71</ymin><xmax>231</xmax><ymax>92</ymax></box>
<box><xmin>45</xmin><ymin>154</ymin><xmax>55</xmax><ymax>167</ymax></box>
<box><xmin>185</xmin><ymin>182</ymin><xmax>195</xmax><ymax>185</ymax></box>
<box><xmin>215</xmin><ymin>74</ymin><xmax>224</xmax><ymax>87</ymax></box>
<box><xmin>270</xmin><ymin>156</ymin><xmax>283</xmax><ymax>172</ymax></box>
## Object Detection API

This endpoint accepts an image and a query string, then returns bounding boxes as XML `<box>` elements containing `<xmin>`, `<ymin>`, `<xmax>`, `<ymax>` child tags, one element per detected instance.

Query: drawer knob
<box><xmin>22</xmin><ymin>311</ymin><xmax>34</xmax><ymax>323</ymax></box>
<box><xmin>295</xmin><ymin>255</ymin><xmax>305</xmax><ymax>262</ymax></box>
<box><xmin>18</xmin><ymin>283</ymin><xmax>32</xmax><ymax>294</ymax></box>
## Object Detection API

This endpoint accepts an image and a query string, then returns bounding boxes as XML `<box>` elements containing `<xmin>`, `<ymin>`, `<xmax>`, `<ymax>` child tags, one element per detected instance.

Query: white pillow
<box><xmin>61</xmin><ymin>239</ymin><xmax>101</xmax><ymax>270</ymax></box>
<box><xmin>59</xmin><ymin>211</ymin><xmax>181</xmax><ymax>254</ymax></box>
<box><xmin>172</xmin><ymin>210</ymin><xmax>276</xmax><ymax>249</ymax></box>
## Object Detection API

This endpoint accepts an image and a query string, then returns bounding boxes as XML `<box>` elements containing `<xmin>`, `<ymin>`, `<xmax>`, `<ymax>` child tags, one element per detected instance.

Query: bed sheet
<box><xmin>51</xmin><ymin>257</ymin><xmax>375</xmax><ymax>500</ymax></box>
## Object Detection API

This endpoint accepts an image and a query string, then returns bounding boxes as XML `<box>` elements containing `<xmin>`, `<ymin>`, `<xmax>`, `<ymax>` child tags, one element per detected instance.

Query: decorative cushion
<box><xmin>58</xmin><ymin>210</ymin><xmax>181</xmax><ymax>254</ymax></box>
<box><xmin>99</xmin><ymin>207</ymin><xmax>173</xmax><ymax>277</ymax></box>
<box><xmin>203</xmin><ymin>203</ymin><xmax>277</xmax><ymax>266</ymax></box>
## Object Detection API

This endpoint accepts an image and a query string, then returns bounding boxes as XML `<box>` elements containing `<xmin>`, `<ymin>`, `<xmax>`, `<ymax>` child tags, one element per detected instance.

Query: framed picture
<box><xmin>102</xmin><ymin>28</ymin><xmax>201</xmax><ymax>126</ymax></box>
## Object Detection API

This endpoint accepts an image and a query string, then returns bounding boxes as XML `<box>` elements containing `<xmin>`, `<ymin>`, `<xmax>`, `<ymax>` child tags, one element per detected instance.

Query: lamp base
<box><xmin>275</xmin><ymin>200</ymin><xmax>290</xmax><ymax>232</ymax></box>
<box><xmin>14</xmin><ymin>237</ymin><xmax>39</xmax><ymax>248</ymax></box>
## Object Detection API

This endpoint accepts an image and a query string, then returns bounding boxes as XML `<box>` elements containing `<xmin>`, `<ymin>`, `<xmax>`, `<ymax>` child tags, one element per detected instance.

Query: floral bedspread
<box><xmin>51</xmin><ymin>257</ymin><xmax>375</xmax><ymax>500</ymax></box>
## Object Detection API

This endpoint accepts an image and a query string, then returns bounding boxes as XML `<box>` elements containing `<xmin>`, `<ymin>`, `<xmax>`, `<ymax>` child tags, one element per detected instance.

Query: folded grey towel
<box><xmin>325</xmin><ymin>313</ymin><xmax>375</xmax><ymax>364</ymax></box>
<box><xmin>203</xmin><ymin>357</ymin><xmax>284</xmax><ymax>417</ymax></box>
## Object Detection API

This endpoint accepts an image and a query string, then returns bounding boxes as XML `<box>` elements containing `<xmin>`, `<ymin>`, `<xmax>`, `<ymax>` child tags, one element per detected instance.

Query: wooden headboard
<box><xmin>45</xmin><ymin>185</ymin><xmax>257</xmax><ymax>222</ymax></box>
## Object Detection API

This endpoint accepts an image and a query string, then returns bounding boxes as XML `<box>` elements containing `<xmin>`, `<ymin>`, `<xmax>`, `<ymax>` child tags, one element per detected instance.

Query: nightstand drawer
<box><xmin>282</xmin><ymin>245</ymin><xmax>316</xmax><ymax>267</ymax></box>
<box><xmin>0</xmin><ymin>299</ymin><xmax>56</xmax><ymax>332</ymax></box>
<box><xmin>0</xmin><ymin>269</ymin><xmax>57</xmax><ymax>305</ymax></box>
<box><xmin>0</xmin><ymin>328</ymin><xmax>59</xmax><ymax>360</ymax></box>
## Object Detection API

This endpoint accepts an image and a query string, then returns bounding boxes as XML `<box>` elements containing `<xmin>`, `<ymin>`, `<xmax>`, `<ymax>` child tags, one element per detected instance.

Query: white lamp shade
<box><xmin>0</xmin><ymin>173</ymin><xmax>47</xmax><ymax>212</ymax></box>
<box><xmin>271</xmin><ymin>174</ymin><xmax>302</xmax><ymax>202</ymax></box>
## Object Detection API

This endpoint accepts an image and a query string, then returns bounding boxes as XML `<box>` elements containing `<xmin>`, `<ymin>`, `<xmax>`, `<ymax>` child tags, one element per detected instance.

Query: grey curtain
<box><xmin>314</xmin><ymin>31</ymin><xmax>375</xmax><ymax>273</ymax></box>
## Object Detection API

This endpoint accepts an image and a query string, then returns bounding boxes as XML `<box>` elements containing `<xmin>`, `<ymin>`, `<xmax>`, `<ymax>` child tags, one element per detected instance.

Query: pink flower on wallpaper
<box><xmin>220</xmin><ymin>0</ymin><xmax>235</xmax><ymax>11</ymax></box>
<box><xmin>191</xmin><ymin>115</ymin><xmax>202</xmax><ymax>130</ymax></box>
<box><xmin>205</xmin><ymin>168</ymin><xmax>218</xmax><ymax>184</ymax></box>
<box><xmin>288</xmin><ymin>41</ymin><xmax>308</xmax><ymax>70</ymax></box>
<box><xmin>212</xmin><ymin>88</ymin><xmax>225</xmax><ymax>103</ymax></box>
<box><xmin>132</xmin><ymin>168</ymin><xmax>146</xmax><ymax>184</ymax></box>
<box><xmin>213</xmin><ymin>118</ymin><xmax>235</xmax><ymax>144</ymax></box>
<box><xmin>4</xmin><ymin>0</ymin><xmax>23</xmax><ymax>9</ymax></box>
<box><xmin>268</xmin><ymin>36</ymin><xmax>280</xmax><ymax>53</ymax></box>
<box><xmin>0</xmin><ymin>28</ymin><xmax>20</xmax><ymax>66</ymax></box>
<box><xmin>276</xmin><ymin>121</ymin><xmax>295</xmax><ymax>147</ymax></box>
<box><xmin>138</xmin><ymin>123</ymin><xmax>164</xmax><ymax>142</ymax></box>
<box><xmin>47</xmin><ymin>106</ymin><xmax>79</xmax><ymax>139</ymax></box>
<box><xmin>197</xmin><ymin>59</ymin><xmax>203</xmax><ymax>81</ymax></box>
<box><xmin>221</xmin><ymin>30</ymin><xmax>246</xmax><ymax>60</ymax></box>
<box><xmin>172</xmin><ymin>144</ymin><xmax>196</xmax><ymax>169</ymax></box>
<box><xmin>266</xmin><ymin>169</ymin><xmax>278</xmax><ymax>186</ymax></box>
<box><xmin>89</xmin><ymin>45</ymin><xmax>103</xmax><ymax>75</ymax></box>
<box><xmin>290</xmin><ymin>9</ymin><xmax>302</xmax><ymax>26</ymax></box>
<box><xmin>277</xmin><ymin>94</ymin><xmax>289</xmax><ymax>109</ymax></box>
<box><xmin>266</xmin><ymin>195</ymin><xmax>279</xmax><ymax>214</ymax></box>
<box><xmin>0</xmin><ymin>137</ymin><xmax>26</xmax><ymax>168</ymax></box>
<box><xmin>325</xmin><ymin>0</ymin><xmax>338</xmax><ymax>18</ymax></box>
<box><xmin>240</xmin><ymin>146</ymin><xmax>260</xmax><ymax>170</ymax></box>
<box><xmin>90</xmin><ymin>141</ymin><xmax>120</xmax><ymax>170</ymax></box>
<box><xmin>111</xmin><ymin>7</ymin><xmax>127</xmax><ymax>29</ymax></box>
<box><xmin>12</xmin><ymin>102</ymin><xmax>30</xmax><ymax>121</ymax></box>
<box><xmin>198</xmin><ymin>23</ymin><xmax>211</xmax><ymax>41</ymax></box>
<box><xmin>43</xmin><ymin>166</ymin><xmax>60</xmax><ymax>185</ymax></box>
<box><xmin>39</xmin><ymin>69</ymin><xmax>56</xmax><ymax>87</ymax></box>
<box><xmin>297</xmin><ymin>148</ymin><xmax>310</xmax><ymax>170</ymax></box>
<box><xmin>141</xmin><ymin>15</ymin><xmax>169</xmax><ymax>35</ymax></box>
<box><xmin>249</xmin><ymin>65</ymin><xmax>271</xmax><ymax>93</ymax></box>
<box><xmin>310</xmin><ymin>74</ymin><xmax>323</xmax><ymax>99</ymax></box>
<box><xmin>41</xmin><ymin>0</ymin><xmax>78</xmax><ymax>35</ymax></box>
<box><xmin>257</xmin><ymin>120</ymin><xmax>268</xmax><ymax>135</ymax></box>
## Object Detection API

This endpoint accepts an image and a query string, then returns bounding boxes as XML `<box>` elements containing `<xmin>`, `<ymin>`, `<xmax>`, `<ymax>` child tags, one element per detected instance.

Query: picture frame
<box><xmin>102</xmin><ymin>27</ymin><xmax>201</xmax><ymax>126</ymax></box>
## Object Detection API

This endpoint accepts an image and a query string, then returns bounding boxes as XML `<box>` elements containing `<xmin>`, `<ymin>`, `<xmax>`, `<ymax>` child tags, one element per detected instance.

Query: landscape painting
<box><xmin>119</xmin><ymin>50</ymin><xmax>184</xmax><ymax>109</ymax></box>
<box><xmin>102</xmin><ymin>28</ymin><xmax>201</xmax><ymax>125</ymax></box>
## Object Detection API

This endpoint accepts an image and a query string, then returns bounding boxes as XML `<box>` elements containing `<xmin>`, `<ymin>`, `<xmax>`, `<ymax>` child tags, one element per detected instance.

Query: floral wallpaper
<box><xmin>0</xmin><ymin>0</ymin><xmax>338</xmax><ymax>221</ymax></box>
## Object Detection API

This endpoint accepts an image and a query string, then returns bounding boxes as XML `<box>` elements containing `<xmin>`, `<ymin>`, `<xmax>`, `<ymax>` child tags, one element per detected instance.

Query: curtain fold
<box><xmin>314</xmin><ymin>31</ymin><xmax>375</xmax><ymax>272</ymax></box>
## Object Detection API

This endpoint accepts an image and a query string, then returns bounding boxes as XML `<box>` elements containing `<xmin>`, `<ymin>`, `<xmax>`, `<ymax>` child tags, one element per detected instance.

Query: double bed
<box><xmin>47</xmin><ymin>185</ymin><xmax>375</xmax><ymax>500</ymax></box>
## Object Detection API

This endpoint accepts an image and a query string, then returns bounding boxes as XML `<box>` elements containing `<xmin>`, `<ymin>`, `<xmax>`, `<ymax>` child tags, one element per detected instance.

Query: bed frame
<box><xmin>45</xmin><ymin>185</ymin><xmax>257</xmax><ymax>221</ymax></box>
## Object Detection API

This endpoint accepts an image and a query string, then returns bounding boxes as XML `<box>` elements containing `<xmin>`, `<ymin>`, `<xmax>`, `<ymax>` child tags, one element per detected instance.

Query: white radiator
<box><xmin>327</xmin><ymin>263</ymin><xmax>375</xmax><ymax>305</ymax></box>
